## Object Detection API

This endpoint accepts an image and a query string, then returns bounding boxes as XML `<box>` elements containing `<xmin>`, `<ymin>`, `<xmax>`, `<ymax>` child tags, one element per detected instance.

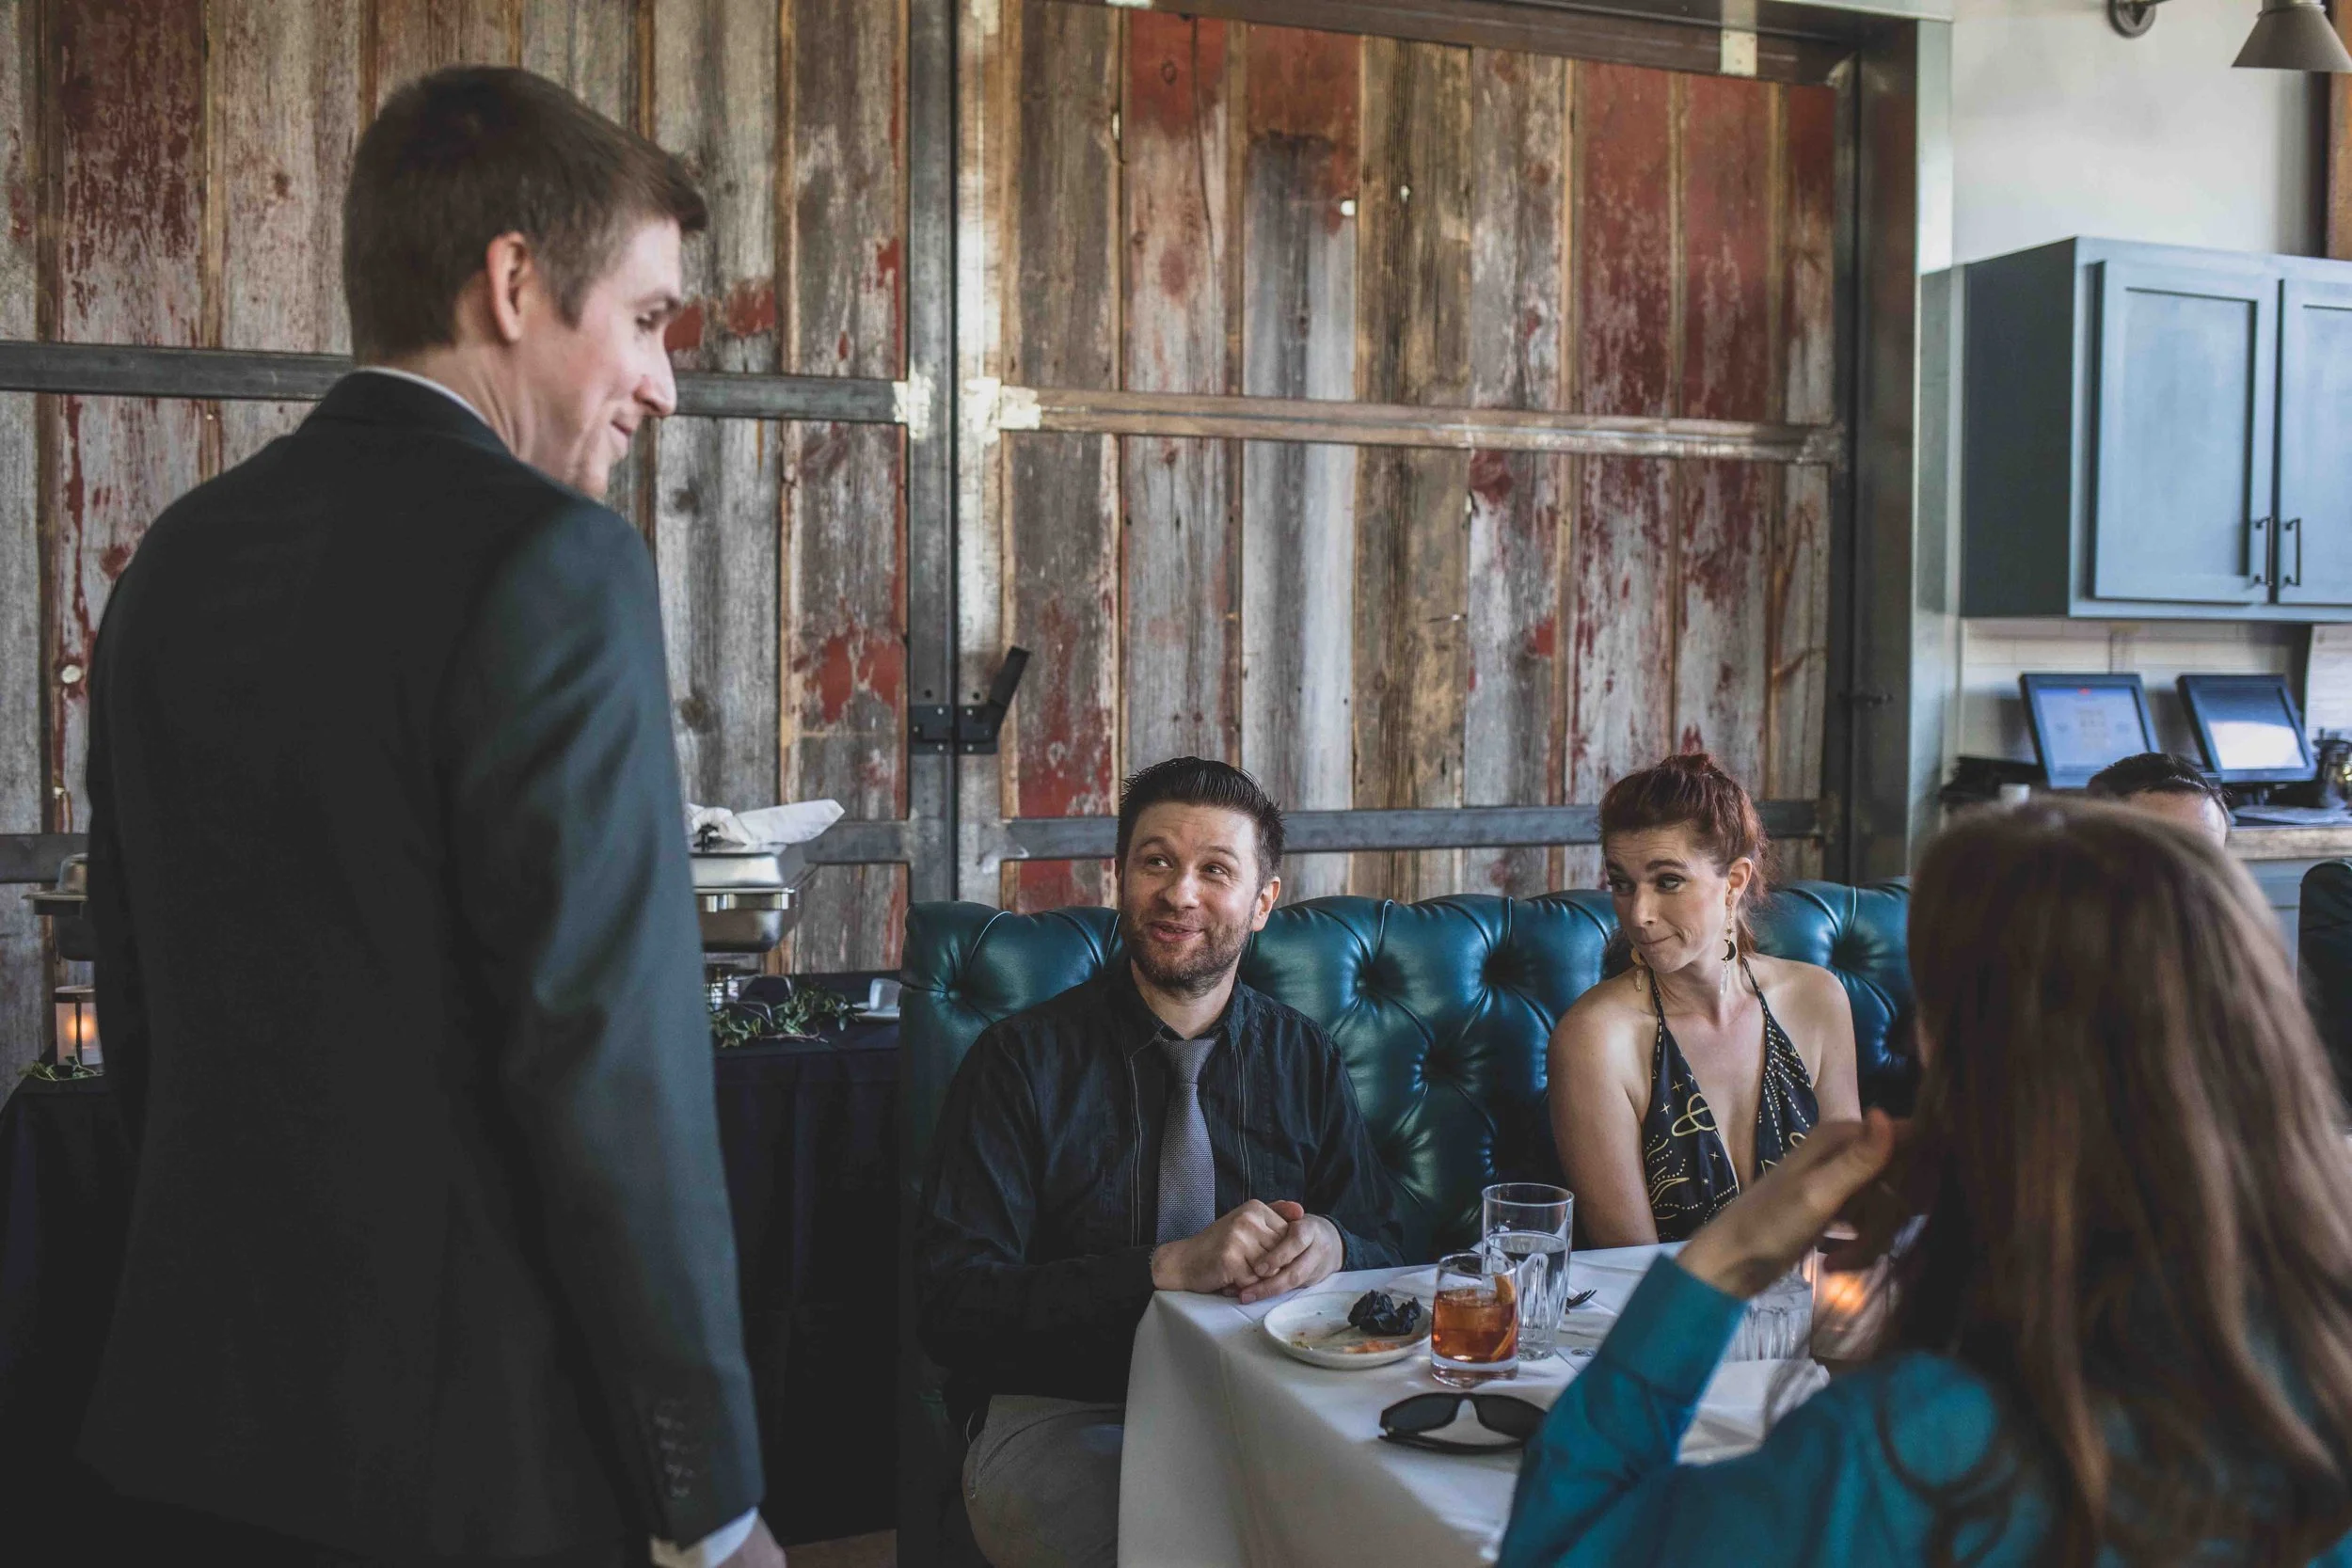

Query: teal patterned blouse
<box><xmin>1498</xmin><ymin>1259</ymin><xmax>2352</xmax><ymax>1568</ymax></box>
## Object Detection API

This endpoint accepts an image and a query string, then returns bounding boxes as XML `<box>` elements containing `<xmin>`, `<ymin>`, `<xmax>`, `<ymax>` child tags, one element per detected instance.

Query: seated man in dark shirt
<box><xmin>915</xmin><ymin>756</ymin><xmax>1404</xmax><ymax>1568</ymax></box>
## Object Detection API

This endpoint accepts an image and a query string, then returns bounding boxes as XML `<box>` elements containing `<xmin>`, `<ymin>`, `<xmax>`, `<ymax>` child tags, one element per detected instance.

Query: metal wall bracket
<box><xmin>911</xmin><ymin>645</ymin><xmax>1030</xmax><ymax>755</ymax></box>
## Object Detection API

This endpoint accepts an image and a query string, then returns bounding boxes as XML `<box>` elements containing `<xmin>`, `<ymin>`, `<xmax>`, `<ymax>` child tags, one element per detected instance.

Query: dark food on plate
<box><xmin>1348</xmin><ymin>1290</ymin><xmax>1424</xmax><ymax>1339</ymax></box>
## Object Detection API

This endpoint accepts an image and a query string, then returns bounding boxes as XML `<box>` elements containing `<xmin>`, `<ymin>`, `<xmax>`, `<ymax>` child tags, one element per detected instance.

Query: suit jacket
<box><xmin>78</xmin><ymin>372</ymin><xmax>761</xmax><ymax>1556</ymax></box>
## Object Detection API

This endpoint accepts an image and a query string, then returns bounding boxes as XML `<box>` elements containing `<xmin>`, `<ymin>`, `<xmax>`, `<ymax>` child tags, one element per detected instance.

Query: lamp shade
<box><xmin>2234</xmin><ymin>0</ymin><xmax>2352</xmax><ymax>71</ymax></box>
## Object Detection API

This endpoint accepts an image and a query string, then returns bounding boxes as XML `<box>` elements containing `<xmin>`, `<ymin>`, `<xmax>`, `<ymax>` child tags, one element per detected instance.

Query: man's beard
<box><xmin>1120</xmin><ymin>905</ymin><xmax>1249</xmax><ymax>998</ymax></box>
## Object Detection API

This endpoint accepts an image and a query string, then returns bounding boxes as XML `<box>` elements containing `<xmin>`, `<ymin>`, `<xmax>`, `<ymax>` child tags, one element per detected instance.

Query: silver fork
<box><xmin>1561</xmin><ymin>1286</ymin><xmax>1598</xmax><ymax>1309</ymax></box>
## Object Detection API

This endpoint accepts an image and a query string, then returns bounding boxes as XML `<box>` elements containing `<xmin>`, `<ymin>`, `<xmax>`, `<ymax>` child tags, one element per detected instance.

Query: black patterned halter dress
<box><xmin>1639</xmin><ymin>957</ymin><xmax>1820</xmax><ymax>1243</ymax></box>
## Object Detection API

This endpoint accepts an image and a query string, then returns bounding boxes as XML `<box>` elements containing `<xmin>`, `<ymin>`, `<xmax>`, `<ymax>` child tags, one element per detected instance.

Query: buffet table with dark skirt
<box><xmin>0</xmin><ymin>991</ymin><xmax>897</xmax><ymax>1550</ymax></box>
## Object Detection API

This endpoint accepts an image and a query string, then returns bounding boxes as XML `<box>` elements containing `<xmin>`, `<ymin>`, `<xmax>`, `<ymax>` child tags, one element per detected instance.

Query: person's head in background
<box><xmin>2084</xmin><ymin>751</ymin><xmax>2231</xmax><ymax>847</ymax></box>
<box><xmin>1114</xmin><ymin>758</ymin><xmax>1284</xmax><ymax>1003</ymax></box>
<box><xmin>1887</xmin><ymin>799</ymin><xmax>2352</xmax><ymax>1561</ymax></box>
<box><xmin>342</xmin><ymin>67</ymin><xmax>707</xmax><ymax>499</ymax></box>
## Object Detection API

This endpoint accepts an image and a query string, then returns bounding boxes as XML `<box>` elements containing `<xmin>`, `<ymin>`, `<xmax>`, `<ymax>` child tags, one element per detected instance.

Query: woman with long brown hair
<box><xmin>1548</xmin><ymin>752</ymin><xmax>1860</xmax><ymax>1244</ymax></box>
<box><xmin>1501</xmin><ymin>799</ymin><xmax>2352</xmax><ymax>1567</ymax></box>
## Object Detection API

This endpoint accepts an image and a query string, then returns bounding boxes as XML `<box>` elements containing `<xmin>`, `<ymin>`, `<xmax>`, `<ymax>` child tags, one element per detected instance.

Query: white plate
<box><xmin>1262</xmin><ymin>1286</ymin><xmax>1436</xmax><ymax>1370</ymax></box>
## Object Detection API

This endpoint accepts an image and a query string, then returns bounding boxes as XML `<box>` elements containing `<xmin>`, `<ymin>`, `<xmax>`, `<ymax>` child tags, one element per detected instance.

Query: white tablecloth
<box><xmin>1119</xmin><ymin>1244</ymin><xmax>1823</xmax><ymax>1568</ymax></box>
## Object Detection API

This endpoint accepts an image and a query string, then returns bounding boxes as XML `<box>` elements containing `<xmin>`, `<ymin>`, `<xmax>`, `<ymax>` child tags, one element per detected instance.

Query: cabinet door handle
<box><xmin>2284</xmin><ymin>516</ymin><xmax>2304</xmax><ymax>589</ymax></box>
<box><xmin>2251</xmin><ymin>515</ymin><xmax>2274</xmax><ymax>587</ymax></box>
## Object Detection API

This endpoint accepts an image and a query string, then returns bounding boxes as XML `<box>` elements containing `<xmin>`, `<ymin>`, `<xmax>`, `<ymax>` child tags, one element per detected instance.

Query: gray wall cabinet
<box><xmin>1964</xmin><ymin>238</ymin><xmax>2352</xmax><ymax>620</ymax></box>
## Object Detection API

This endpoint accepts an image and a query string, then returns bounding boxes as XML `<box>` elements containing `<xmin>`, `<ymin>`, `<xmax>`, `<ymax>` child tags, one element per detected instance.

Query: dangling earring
<box><xmin>1720</xmin><ymin>908</ymin><xmax>1738</xmax><ymax>997</ymax></box>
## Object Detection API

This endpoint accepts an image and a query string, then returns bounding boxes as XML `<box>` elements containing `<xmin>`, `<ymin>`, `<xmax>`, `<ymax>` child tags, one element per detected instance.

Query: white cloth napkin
<box><xmin>684</xmin><ymin>800</ymin><xmax>844</xmax><ymax>849</ymax></box>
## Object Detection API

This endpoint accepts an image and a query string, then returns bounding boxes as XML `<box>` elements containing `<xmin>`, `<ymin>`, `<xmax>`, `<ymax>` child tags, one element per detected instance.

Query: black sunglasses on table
<box><xmin>1377</xmin><ymin>1392</ymin><xmax>1547</xmax><ymax>1454</ymax></box>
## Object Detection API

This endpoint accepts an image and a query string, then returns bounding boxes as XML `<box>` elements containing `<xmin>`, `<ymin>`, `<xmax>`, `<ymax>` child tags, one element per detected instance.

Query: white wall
<box><xmin>1918</xmin><ymin>0</ymin><xmax>2326</xmax><ymax>842</ymax></box>
<box><xmin>1951</xmin><ymin>0</ymin><xmax>2316</xmax><ymax>263</ymax></box>
<box><xmin>1957</xmin><ymin>618</ymin><xmax>2302</xmax><ymax>757</ymax></box>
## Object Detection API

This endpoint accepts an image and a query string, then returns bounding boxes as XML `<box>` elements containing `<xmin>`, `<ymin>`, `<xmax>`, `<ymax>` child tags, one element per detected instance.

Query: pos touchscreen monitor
<box><xmin>2019</xmin><ymin>673</ymin><xmax>2159</xmax><ymax>790</ymax></box>
<box><xmin>2176</xmin><ymin>673</ymin><xmax>2314</xmax><ymax>786</ymax></box>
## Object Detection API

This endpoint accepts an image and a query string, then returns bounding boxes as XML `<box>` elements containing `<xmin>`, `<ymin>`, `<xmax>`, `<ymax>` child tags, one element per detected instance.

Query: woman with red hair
<box><xmin>1546</xmin><ymin>752</ymin><xmax>1860</xmax><ymax>1244</ymax></box>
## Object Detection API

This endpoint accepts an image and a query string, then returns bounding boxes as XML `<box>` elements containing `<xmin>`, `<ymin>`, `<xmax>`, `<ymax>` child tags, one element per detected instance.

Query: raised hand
<box><xmin>1677</xmin><ymin>1112</ymin><xmax>1900</xmax><ymax>1300</ymax></box>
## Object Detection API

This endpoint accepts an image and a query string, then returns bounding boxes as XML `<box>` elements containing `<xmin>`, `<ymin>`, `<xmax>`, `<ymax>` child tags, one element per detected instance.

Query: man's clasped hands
<box><xmin>1149</xmin><ymin>1199</ymin><xmax>1347</xmax><ymax>1305</ymax></box>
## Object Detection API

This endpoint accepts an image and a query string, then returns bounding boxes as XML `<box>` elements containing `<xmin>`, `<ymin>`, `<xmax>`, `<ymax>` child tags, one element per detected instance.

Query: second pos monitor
<box><xmin>2175</xmin><ymin>673</ymin><xmax>2314</xmax><ymax>786</ymax></box>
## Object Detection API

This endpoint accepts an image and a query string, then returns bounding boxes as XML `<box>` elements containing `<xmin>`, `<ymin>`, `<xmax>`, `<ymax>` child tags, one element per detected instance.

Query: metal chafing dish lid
<box><xmin>687</xmin><ymin>833</ymin><xmax>812</xmax><ymax>895</ymax></box>
<box><xmin>24</xmin><ymin>853</ymin><xmax>87</xmax><ymax>915</ymax></box>
<box><xmin>690</xmin><ymin>847</ymin><xmax>790</xmax><ymax>893</ymax></box>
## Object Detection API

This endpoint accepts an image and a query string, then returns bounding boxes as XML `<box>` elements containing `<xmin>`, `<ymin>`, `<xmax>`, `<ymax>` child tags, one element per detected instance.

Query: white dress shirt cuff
<box><xmin>650</xmin><ymin>1508</ymin><xmax>760</xmax><ymax>1568</ymax></box>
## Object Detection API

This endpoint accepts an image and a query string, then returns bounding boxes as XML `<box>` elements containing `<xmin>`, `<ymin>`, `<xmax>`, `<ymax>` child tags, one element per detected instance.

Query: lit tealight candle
<box><xmin>1809</xmin><ymin>1257</ymin><xmax>1886</xmax><ymax>1359</ymax></box>
<box><xmin>51</xmin><ymin>984</ymin><xmax>100</xmax><ymax>1069</ymax></box>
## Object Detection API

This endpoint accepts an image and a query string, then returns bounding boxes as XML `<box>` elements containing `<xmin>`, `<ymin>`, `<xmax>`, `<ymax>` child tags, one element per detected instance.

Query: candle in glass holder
<box><xmin>1807</xmin><ymin>1249</ymin><xmax>1886</xmax><ymax>1359</ymax></box>
<box><xmin>52</xmin><ymin>984</ymin><xmax>100</xmax><ymax>1068</ymax></box>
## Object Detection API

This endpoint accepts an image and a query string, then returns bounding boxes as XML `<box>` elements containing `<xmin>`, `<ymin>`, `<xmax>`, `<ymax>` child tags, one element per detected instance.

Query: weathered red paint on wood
<box><xmin>1006</xmin><ymin>0</ymin><xmax>1120</xmax><ymax>911</ymax></box>
<box><xmin>1352</xmin><ymin>36</ymin><xmax>1471</xmax><ymax>904</ymax></box>
<box><xmin>1672</xmin><ymin>76</ymin><xmax>1775</xmax><ymax>792</ymax></box>
<box><xmin>1674</xmin><ymin>459</ymin><xmax>1772</xmax><ymax>785</ymax></box>
<box><xmin>47</xmin><ymin>0</ymin><xmax>209</xmax><ymax>835</ymax></box>
<box><xmin>1678</xmin><ymin>76</ymin><xmax>1774</xmax><ymax>425</ymax></box>
<box><xmin>1122</xmin><ymin>14</ymin><xmax>1237</xmax><ymax>775</ymax></box>
<box><xmin>784</xmin><ymin>421</ymin><xmax>908</xmax><ymax>966</ymax></box>
<box><xmin>1565</xmin><ymin>62</ymin><xmax>1676</xmax><ymax>893</ymax></box>
<box><xmin>371</xmin><ymin>0</ymin><xmax>519</xmax><ymax>104</ymax></box>
<box><xmin>1575</xmin><ymin>65</ymin><xmax>1674</xmax><ymax>422</ymax></box>
<box><xmin>651</xmin><ymin>0</ymin><xmax>783</xmax><ymax>814</ymax></box>
<box><xmin>782</xmin><ymin>0</ymin><xmax>908</xmax><ymax>970</ymax></box>
<box><xmin>0</xmin><ymin>3</ymin><xmax>40</xmax><ymax>1072</ymax></box>
<box><xmin>1463</xmin><ymin>46</ymin><xmax>1567</xmax><ymax>898</ymax></box>
<box><xmin>1239</xmin><ymin>23</ymin><xmax>1358</xmax><ymax>904</ymax></box>
<box><xmin>1769</xmin><ymin>84</ymin><xmax>1836</xmax><ymax>846</ymax></box>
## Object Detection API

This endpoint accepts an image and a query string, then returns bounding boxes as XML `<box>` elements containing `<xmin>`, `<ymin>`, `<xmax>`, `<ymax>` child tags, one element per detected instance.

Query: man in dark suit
<box><xmin>79</xmin><ymin>68</ymin><xmax>783</xmax><ymax>1567</ymax></box>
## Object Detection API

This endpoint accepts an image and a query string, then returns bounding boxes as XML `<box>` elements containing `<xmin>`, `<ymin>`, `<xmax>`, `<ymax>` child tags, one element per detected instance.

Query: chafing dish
<box><xmin>689</xmin><ymin>842</ymin><xmax>811</xmax><ymax>955</ymax></box>
<box><xmin>23</xmin><ymin>854</ymin><xmax>92</xmax><ymax>961</ymax></box>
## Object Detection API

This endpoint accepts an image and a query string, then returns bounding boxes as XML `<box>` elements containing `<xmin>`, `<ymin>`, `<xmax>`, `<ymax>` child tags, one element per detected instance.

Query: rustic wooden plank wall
<box><xmin>1673</xmin><ymin>76</ymin><xmax>1775</xmax><ymax>792</ymax></box>
<box><xmin>46</xmin><ymin>0</ymin><xmax>211</xmax><ymax>844</ymax></box>
<box><xmin>1</xmin><ymin>0</ymin><xmax>915</xmax><ymax>1060</ymax></box>
<box><xmin>1462</xmin><ymin>46</ymin><xmax>1568</xmax><ymax>900</ymax></box>
<box><xmin>213</xmin><ymin>0</ymin><xmax>362</xmax><ymax>468</ymax></box>
<box><xmin>989</xmin><ymin>5</ymin><xmax>1838</xmax><ymax>911</ymax></box>
<box><xmin>1351</xmin><ymin>38</ymin><xmax>1471</xmax><ymax>904</ymax></box>
<box><xmin>780</xmin><ymin>0</ymin><xmax>909</xmax><ymax>971</ymax></box>
<box><xmin>1238</xmin><ymin>24</ymin><xmax>1357</xmax><ymax>903</ymax></box>
<box><xmin>1772</xmin><ymin>85</ymin><xmax>1837</xmax><ymax>882</ymax></box>
<box><xmin>652</xmin><ymin>0</ymin><xmax>780</xmax><ymax>819</ymax></box>
<box><xmin>0</xmin><ymin>0</ymin><xmax>1844</xmax><ymax>1053</ymax></box>
<box><xmin>1561</xmin><ymin>63</ymin><xmax>1677</xmax><ymax>895</ymax></box>
<box><xmin>0</xmin><ymin>2</ymin><xmax>38</xmax><ymax>1075</ymax></box>
<box><xmin>1001</xmin><ymin>0</ymin><xmax>1120</xmax><ymax>911</ymax></box>
<box><xmin>1120</xmin><ymin>14</ymin><xmax>1238</xmax><ymax>775</ymax></box>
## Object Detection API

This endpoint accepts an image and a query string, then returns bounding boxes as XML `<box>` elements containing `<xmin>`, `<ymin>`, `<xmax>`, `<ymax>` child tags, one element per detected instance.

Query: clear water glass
<box><xmin>1725</xmin><ymin>1263</ymin><xmax>1814</xmax><ymax>1361</ymax></box>
<box><xmin>1483</xmin><ymin>1182</ymin><xmax>1573</xmax><ymax>1362</ymax></box>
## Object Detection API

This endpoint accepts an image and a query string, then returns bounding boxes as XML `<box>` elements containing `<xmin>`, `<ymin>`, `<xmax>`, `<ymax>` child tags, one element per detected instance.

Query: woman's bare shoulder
<box><xmin>1748</xmin><ymin>953</ymin><xmax>1854</xmax><ymax>1028</ymax></box>
<box><xmin>1549</xmin><ymin>971</ymin><xmax>1655</xmax><ymax>1065</ymax></box>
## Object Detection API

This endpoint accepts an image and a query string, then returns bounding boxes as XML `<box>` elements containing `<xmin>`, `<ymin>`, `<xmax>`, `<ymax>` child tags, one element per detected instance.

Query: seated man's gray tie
<box><xmin>1156</xmin><ymin>1037</ymin><xmax>1217</xmax><ymax>1243</ymax></box>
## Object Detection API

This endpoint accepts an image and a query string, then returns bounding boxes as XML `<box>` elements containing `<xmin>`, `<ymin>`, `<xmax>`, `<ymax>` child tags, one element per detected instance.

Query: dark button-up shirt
<box><xmin>914</xmin><ymin>964</ymin><xmax>1406</xmax><ymax>1420</ymax></box>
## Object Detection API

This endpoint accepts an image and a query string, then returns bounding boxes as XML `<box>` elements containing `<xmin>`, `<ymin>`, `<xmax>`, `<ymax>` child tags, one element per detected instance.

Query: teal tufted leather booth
<box><xmin>902</xmin><ymin>881</ymin><xmax>1911</xmax><ymax>1262</ymax></box>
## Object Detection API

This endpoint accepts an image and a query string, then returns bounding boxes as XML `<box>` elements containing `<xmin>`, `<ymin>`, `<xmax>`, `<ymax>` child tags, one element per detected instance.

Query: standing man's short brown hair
<box><xmin>343</xmin><ymin>66</ymin><xmax>708</xmax><ymax>363</ymax></box>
